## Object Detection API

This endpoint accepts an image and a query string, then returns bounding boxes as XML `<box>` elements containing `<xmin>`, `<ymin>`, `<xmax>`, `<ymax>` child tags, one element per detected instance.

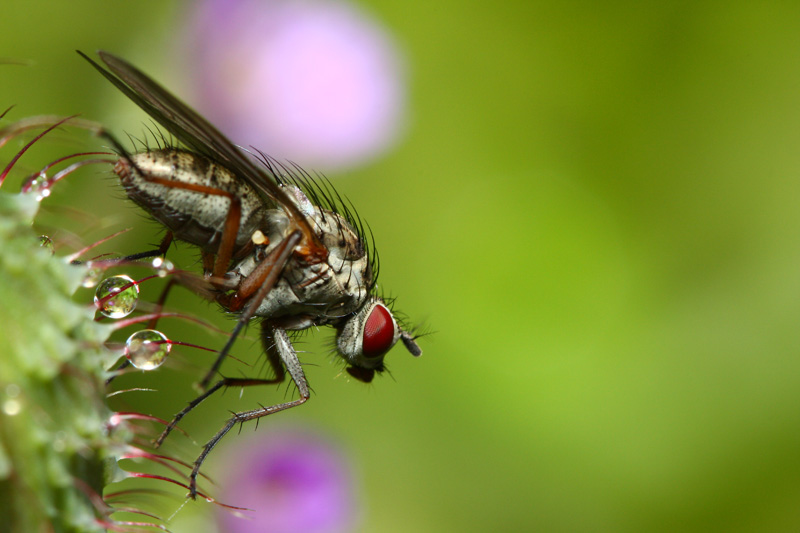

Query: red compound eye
<box><xmin>362</xmin><ymin>304</ymin><xmax>396</xmax><ymax>358</ymax></box>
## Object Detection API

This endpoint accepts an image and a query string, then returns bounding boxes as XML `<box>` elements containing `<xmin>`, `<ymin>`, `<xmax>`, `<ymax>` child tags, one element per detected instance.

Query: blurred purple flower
<box><xmin>215</xmin><ymin>427</ymin><xmax>359</xmax><ymax>533</ymax></box>
<box><xmin>178</xmin><ymin>0</ymin><xmax>407</xmax><ymax>172</ymax></box>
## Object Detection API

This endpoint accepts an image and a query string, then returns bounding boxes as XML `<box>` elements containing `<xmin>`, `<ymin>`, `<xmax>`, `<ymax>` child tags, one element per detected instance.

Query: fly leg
<box><xmin>153</xmin><ymin>321</ymin><xmax>287</xmax><ymax>448</ymax></box>
<box><xmin>124</xmin><ymin>231</ymin><xmax>177</xmax><ymax>331</ymax></box>
<box><xmin>116</xmin><ymin>232</ymin><xmax>174</xmax><ymax>263</ymax></box>
<box><xmin>188</xmin><ymin>324</ymin><xmax>310</xmax><ymax>499</ymax></box>
<box><xmin>198</xmin><ymin>230</ymin><xmax>303</xmax><ymax>390</ymax></box>
<box><xmin>151</xmin><ymin>230</ymin><xmax>302</xmax><ymax>457</ymax></box>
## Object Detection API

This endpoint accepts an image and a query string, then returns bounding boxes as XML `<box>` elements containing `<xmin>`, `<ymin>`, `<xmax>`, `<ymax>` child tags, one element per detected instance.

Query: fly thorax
<box><xmin>312</xmin><ymin>208</ymin><xmax>372</xmax><ymax>311</ymax></box>
<box><xmin>115</xmin><ymin>150</ymin><xmax>266</xmax><ymax>252</ymax></box>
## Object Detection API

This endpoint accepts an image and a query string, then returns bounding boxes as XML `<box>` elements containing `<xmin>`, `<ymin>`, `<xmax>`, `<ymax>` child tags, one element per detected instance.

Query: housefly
<box><xmin>74</xmin><ymin>51</ymin><xmax>422</xmax><ymax>498</ymax></box>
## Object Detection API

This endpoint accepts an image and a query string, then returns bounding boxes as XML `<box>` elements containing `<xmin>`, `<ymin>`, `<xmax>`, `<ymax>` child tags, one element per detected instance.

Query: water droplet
<box><xmin>82</xmin><ymin>262</ymin><xmax>104</xmax><ymax>288</ymax></box>
<box><xmin>125</xmin><ymin>329</ymin><xmax>171</xmax><ymax>370</ymax></box>
<box><xmin>38</xmin><ymin>235</ymin><xmax>54</xmax><ymax>254</ymax></box>
<box><xmin>94</xmin><ymin>275</ymin><xmax>139</xmax><ymax>318</ymax></box>
<box><xmin>3</xmin><ymin>399</ymin><xmax>21</xmax><ymax>416</ymax></box>
<box><xmin>151</xmin><ymin>257</ymin><xmax>174</xmax><ymax>277</ymax></box>
<box><xmin>27</xmin><ymin>174</ymin><xmax>51</xmax><ymax>201</ymax></box>
<box><xmin>82</xmin><ymin>265</ymin><xmax>104</xmax><ymax>288</ymax></box>
<box><xmin>52</xmin><ymin>431</ymin><xmax>67</xmax><ymax>452</ymax></box>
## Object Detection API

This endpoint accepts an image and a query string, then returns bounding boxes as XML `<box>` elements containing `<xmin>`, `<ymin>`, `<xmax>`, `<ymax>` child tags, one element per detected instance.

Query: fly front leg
<box><xmin>198</xmin><ymin>230</ymin><xmax>302</xmax><ymax>390</ymax></box>
<box><xmin>188</xmin><ymin>324</ymin><xmax>310</xmax><ymax>499</ymax></box>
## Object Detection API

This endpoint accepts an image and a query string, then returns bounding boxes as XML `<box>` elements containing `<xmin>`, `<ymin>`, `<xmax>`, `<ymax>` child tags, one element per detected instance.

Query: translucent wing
<box><xmin>77</xmin><ymin>50</ymin><xmax>327</xmax><ymax>261</ymax></box>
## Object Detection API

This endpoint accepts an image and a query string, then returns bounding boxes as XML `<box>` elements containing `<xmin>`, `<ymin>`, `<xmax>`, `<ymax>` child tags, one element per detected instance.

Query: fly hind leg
<box><xmin>187</xmin><ymin>324</ymin><xmax>310</xmax><ymax>499</ymax></box>
<box><xmin>152</xmin><ymin>322</ymin><xmax>311</xmax><ymax>500</ymax></box>
<box><xmin>153</xmin><ymin>323</ymin><xmax>286</xmax><ymax>449</ymax></box>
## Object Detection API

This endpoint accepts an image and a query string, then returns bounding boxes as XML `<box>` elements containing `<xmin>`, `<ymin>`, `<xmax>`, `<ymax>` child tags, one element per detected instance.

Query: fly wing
<box><xmin>77</xmin><ymin>50</ymin><xmax>327</xmax><ymax>262</ymax></box>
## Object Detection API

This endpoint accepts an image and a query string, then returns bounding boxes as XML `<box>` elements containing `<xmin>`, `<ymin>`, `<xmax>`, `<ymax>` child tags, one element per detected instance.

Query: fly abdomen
<box><xmin>114</xmin><ymin>149</ymin><xmax>267</xmax><ymax>253</ymax></box>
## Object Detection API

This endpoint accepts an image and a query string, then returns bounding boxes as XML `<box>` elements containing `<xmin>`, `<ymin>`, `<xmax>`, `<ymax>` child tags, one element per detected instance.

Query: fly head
<box><xmin>335</xmin><ymin>297</ymin><xmax>421</xmax><ymax>383</ymax></box>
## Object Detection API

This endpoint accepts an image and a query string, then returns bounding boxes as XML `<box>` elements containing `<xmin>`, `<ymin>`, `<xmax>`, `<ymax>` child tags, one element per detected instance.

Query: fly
<box><xmin>74</xmin><ymin>51</ymin><xmax>423</xmax><ymax>498</ymax></box>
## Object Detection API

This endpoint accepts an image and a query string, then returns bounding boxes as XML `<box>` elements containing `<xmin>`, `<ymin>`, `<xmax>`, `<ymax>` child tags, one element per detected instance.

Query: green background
<box><xmin>3</xmin><ymin>1</ymin><xmax>800</xmax><ymax>531</ymax></box>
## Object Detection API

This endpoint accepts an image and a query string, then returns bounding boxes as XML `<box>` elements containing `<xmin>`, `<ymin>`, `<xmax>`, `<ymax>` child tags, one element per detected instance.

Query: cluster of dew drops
<box><xmin>25</xmin><ymin>161</ymin><xmax>175</xmax><ymax>373</ymax></box>
<box><xmin>8</xmin><ymin>119</ymin><xmax>183</xmax><ymax>375</ymax></box>
<box><xmin>88</xmin><ymin>256</ymin><xmax>175</xmax><ymax>371</ymax></box>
